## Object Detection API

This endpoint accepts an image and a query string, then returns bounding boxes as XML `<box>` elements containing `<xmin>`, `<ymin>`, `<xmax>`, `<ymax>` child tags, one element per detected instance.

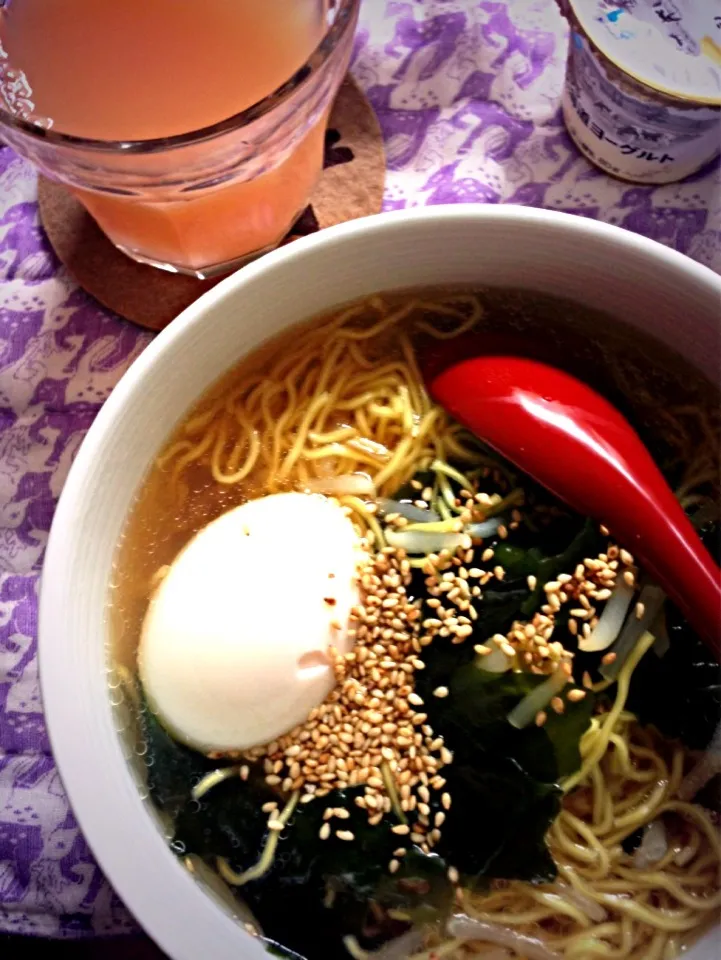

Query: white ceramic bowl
<box><xmin>40</xmin><ymin>206</ymin><xmax>721</xmax><ymax>960</ymax></box>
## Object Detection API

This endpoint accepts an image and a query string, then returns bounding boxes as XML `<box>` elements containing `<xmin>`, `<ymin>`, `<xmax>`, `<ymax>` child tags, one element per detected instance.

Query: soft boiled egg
<box><xmin>138</xmin><ymin>492</ymin><xmax>364</xmax><ymax>753</ymax></box>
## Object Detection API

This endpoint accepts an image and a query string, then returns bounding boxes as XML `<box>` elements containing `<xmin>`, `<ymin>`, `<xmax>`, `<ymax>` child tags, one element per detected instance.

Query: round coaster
<box><xmin>38</xmin><ymin>77</ymin><xmax>385</xmax><ymax>331</ymax></box>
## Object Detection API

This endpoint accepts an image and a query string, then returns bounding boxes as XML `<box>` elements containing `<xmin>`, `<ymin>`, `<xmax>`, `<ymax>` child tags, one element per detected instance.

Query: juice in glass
<box><xmin>0</xmin><ymin>0</ymin><xmax>357</xmax><ymax>276</ymax></box>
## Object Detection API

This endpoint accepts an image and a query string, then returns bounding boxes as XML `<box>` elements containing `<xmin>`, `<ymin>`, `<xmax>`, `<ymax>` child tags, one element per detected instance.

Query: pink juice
<box><xmin>0</xmin><ymin>0</ymin><xmax>333</xmax><ymax>272</ymax></box>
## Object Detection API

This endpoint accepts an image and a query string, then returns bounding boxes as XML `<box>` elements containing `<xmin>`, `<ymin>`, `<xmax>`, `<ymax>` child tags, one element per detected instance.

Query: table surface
<box><xmin>1</xmin><ymin>0</ymin><xmax>719</xmax><ymax>941</ymax></box>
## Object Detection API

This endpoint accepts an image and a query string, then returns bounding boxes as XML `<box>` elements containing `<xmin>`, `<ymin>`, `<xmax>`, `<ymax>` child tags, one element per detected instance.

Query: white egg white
<box><xmin>139</xmin><ymin>492</ymin><xmax>363</xmax><ymax>752</ymax></box>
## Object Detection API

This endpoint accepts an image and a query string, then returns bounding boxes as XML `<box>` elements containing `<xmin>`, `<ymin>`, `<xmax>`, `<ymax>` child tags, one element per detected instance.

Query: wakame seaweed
<box><xmin>399</xmin><ymin>472</ymin><xmax>598</xmax><ymax>884</ymax></box>
<box><xmin>139</xmin><ymin>690</ymin><xmax>453</xmax><ymax>958</ymax></box>
<box><xmin>139</xmin><ymin>699</ymin><xmax>224</xmax><ymax>819</ymax></box>
<box><xmin>625</xmin><ymin>600</ymin><xmax>721</xmax><ymax>751</ymax></box>
<box><xmin>176</xmin><ymin>776</ymin><xmax>453</xmax><ymax>957</ymax></box>
<box><xmin>414</xmin><ymin>626</ymin><xmax>594</xmax><ymax>885</ymax></box>
<box><xmin>626</xmin><ymin>522</ymin><xmax>720</xmax><ymax>751</ymax></box>
<box><xmin>139</xmin><ymin>670</ymin><xmax>580</xmax><ymax>957</ymax></box>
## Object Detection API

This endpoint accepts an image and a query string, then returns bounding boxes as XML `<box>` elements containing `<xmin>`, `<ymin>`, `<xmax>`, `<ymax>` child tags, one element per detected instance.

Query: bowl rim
<box><xmin>39</xmin><ymin>204</ymin><xmax>721</xmax><ymax>959</ymax></box>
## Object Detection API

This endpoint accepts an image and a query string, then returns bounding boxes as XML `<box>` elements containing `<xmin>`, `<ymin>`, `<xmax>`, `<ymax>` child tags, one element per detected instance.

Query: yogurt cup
<box><xmin>560</xmin><ymin>0</ymin><xmax>721</xmax><ymax>184</ymax></box>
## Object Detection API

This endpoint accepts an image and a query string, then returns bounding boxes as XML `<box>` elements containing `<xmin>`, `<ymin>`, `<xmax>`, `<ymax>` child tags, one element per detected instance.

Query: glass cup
<box><xmin>0</xmin><ymin>0</ymin><xmax>360</xmax><ymax>278</ymax></box>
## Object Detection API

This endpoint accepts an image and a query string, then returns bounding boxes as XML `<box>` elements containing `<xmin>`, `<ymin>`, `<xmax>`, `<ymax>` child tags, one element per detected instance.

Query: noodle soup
<box><xmin>110</xmin><ymin>288</ymin><xmax>720</xmax><ymax>960</ymax></box>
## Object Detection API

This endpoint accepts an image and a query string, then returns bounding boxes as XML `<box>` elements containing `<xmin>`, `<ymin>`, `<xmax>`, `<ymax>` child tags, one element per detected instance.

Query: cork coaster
<box><xmin>38</xmin><ymin>77</ymin><xmax>385</xmax><ymax>331</ymax></box>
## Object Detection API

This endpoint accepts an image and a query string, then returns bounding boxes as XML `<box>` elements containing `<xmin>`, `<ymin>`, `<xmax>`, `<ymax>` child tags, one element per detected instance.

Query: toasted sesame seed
<box><xmin>240</xmin><ymin>765</ymin><xmax>249</xmax><ymax>781</ymax></box>
<box><xmin>602</xmin><ymin>651</ymin><xmax>617</xmax><ymax>665</ymax></box>
<box><xmin>635</xmin><ymin>602</ymin><xmax>645</xmax><ymax>620</ymax></box>
<box><xmin>319</xmin><ymin>822</ymin><xmax>331</xmax><ymax>840</ymax></box>
<box><xmin>550</xmin><ymin>697</ymin><xmax>565</xmax><ymax>715</ymax></box>
<box><xmin>482</xmin><ymin>548</ymin><xmax>495</xmax><ymax>563</ymax></box>
<box><xmin>433</xmin><ymin>686</ymin><xmax>449</xmax><ymax>699</ymax></box>
<box><xmin>567</xmin><ymin>689</ymin><xmax>587</xmax><ymax>702</ymax></box>
<box><xmin>240</xmin><ymin>534</ymin><xmax>575</xmax><ymax>827</ymax></box>
<box><xmin>268</xmin><ymin>819</ymin><xmax>285</xmax><ymax>832</ymax></box>
<box><xmin>448</xmin><ymin>866</ymin><xmax>460</xmax><ymax>884</ymax></box>
<box><xmin>535</xmin><ymin>710</ymin><xmax>547</xmax><ymax>727</ymax></box>
<box><xmin>620</xmin><ymin>549</ymin><xmax>634</xmax><ymax>566</ymax></box>
<box><xmin>336</xmin><ymin>830</ymin><xmax>355</xmax><ymax>841</ymax></box>
<box><xmin>392</xmin><ymin>824</ymin><xmax>410</xmax><ymax>835</ymax></box>
<box><xmin>623</xmin><ymin>570</ymin><xmax>635</xmax><ymax>587</ymax></box>
<box><xmin>434</xmin><ymin>811</ymin><xmax>446</xmax><ymax>827</ymax></box>
<box><xmin>441</xmin><ymin>792</ymin><xmax>452</xmax><ymax>810</ymax></box>
<box><xmin>389</xmin><ymin>859</ymin><xmax>400</xmax><ymax>874</ymax></box>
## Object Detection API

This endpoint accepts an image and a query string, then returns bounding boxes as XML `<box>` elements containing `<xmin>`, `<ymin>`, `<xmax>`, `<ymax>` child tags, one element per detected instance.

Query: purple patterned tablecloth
<box><xmin>0</xmin><ymin>0</ymin><xmax>719</xmax><ymax>940</ymax></box>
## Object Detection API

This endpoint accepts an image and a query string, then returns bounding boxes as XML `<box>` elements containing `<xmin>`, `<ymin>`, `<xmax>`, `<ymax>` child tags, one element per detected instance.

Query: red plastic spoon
<box><xmin>428</xmin><ymin>354</ymin><xmax>721</xmax><ymax>660</ymax></box>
